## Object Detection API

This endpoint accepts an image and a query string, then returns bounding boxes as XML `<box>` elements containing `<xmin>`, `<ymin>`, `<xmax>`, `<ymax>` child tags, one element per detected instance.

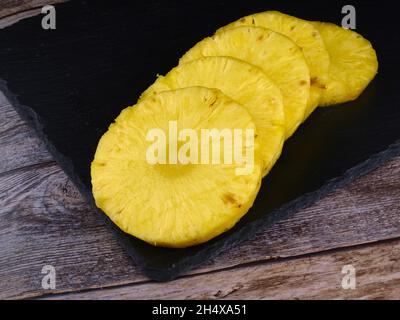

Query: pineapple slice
<box><xmin>218</xmin><ymin>11</ymin><xmax>330</xmax><ymax>119</ymax></box>
<box><xmin>311</xmin><ymin>22</ymin><xmax>378</xmax><ymax>106</ymax></box>
<box><xmin>141</xmin><ymin>56</ymin><xmax>285</xmax><ymax>176</ymax></box>
<box><xmin>91</xmin><ymin>87</ymin><xmax>263</xmax><ymax>248</ymax></box>
<box><xmin>180</xmin><ymin>26</ymin><xmax>310</xmax><ymax>139</ymax></box>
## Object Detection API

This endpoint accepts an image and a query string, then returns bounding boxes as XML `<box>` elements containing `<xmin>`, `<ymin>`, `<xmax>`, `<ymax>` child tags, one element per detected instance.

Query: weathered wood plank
<box><xmin>0</xmin><ymin>162</ymin><xmax>144</xmax><ymax>300</ymax></box>
<box><xmin>48</xmin><ymin>239</ymin><xmax>400</xmax><ymax>300</ymax></box>
<box><xmin>0</xmin><ymin>1</ymin><xmax>64</xmax><ymax>29</ymax></box>
<box><xmin>0</xmin><ymin>93</ymin><xmax>53</xmax><ymax>174</ymax></box>
<box><xmin>203</xmin><ymin>156</ymin><xmax>400</xmax><ymax>267</ymax></box>
<box><xmin>1</xmin><ymin>155</ymin><xmax>400</xmax><ymax>299</ymax></box>
<box><xmin>0</xmin><ymin>0</ymin><xmax>64</xmax><ymax>20</ymax></box>
<box><xmin>0</xmin><ymin>7</ymin><xmax>42</xmax><ymax>28</ymax></box>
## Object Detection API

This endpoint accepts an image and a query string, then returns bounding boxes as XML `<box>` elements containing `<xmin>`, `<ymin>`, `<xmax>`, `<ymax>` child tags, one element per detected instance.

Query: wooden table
<box><xmin>1</xmin><ymin>1</ymin><xmax>400</xmax><ymax>300</ymax></box>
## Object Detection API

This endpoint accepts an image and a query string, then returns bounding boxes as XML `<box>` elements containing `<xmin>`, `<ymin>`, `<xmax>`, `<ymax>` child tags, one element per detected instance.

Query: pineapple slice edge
<box><xmin>311</xmin><ymin>21</ymin><xmax>378</xmax><ymax>106</ymax></box>
<box><xmin>91</xmin><ymin>87</ymin><xmax>263</xmax><ymax>248</ymax></box>
<box><xmin>218</xmin><ymin>10</ymin><xmax>330</xmax><ymax>119</ymax></box>
<box><xmin>180</xmin><ymin>26</ymin><xmax>311</xmax><ymax>140</ymax></box>
<box><xmin>141</xmin><ymin>56</ymin><xmax>285</xmax><ymax>177</ymax></box>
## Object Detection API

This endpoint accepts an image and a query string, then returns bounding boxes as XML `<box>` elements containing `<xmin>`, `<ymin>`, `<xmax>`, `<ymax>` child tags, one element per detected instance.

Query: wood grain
<box><xmin>0</xmin><ymin>162</ymin><xmax>144</xmax><ymax>300</ymax></box>
<box><xmin>1</xmin><ymin>153</ymin><xmax>400</xmax><ymax>299</ymax></box>
<box><xmin>48</xmin><ymin>238</ymin><xmax>400</xmax><ymax>300</ymax></box>
<box><xmin>1</xmin><ymin>0</ymin><xmax>400</xmax><ymax>300</ymax></box>
<box><xmin>0</xmin><ymin>0</ymin><xmax>64</xmax><ymax>20</ymax></box>
<box><xmin>0</xmin><ymin>93</ymin><xmax>53</xmax><ymax>173</ymax></box>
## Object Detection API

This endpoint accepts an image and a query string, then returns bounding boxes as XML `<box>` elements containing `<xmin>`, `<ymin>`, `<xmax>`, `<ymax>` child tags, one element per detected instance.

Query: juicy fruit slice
<box><xmin>219</xmin><ymin>11</ymin><xmax>330</xmax><ymax>119</ymax></box>
<box><xmin>141</xmin><ymin>56</ymin><xmax>285</xmax><ymax>176</ymax></box>
<box><xmin>180</xmin><ymin>26</ymin><xmax>310</xmax><ymax>139</ymax></box>
<box><xmin>311</xmin><ymin>22</ymin><xmax>378</xmax><ymax>106</ymax></box>
<box><xmin>91</xmin><ymin>87</ymin><xmax>263</xmax><ymax>248</ymax></box>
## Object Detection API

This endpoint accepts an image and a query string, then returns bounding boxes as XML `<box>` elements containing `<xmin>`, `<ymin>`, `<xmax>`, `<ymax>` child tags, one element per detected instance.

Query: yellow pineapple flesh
<box><xmin>180</xmin><ymin>26</ymin><xmax>310</xmax><ymax>139</ymax></box>
<box><xmin>311</xmin><ymin>22</ymin><xmax>378</xmax><ymax>106</ymax></box>
<box><xmin>91</xmin><ymin>87</ymin><xmax>263</xmax><ymax>248</ymax></box>
<box><xmin>219</xmin><ymin>11</ymin><xmax>330</xmax><ymax>119</ymax></box>
<box><xmin>141</xmin><ymin>56</ymin><xmax>285</xmax><ymax>176</ymax></box>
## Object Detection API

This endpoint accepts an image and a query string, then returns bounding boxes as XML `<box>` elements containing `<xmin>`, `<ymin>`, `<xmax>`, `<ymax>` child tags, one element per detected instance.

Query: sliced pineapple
<box><xmin>91</xmin><ymin>87</ymin><xmax>263</xmax><ymax>248</ymax></box>
<box><xmin>141</xmin><ymin>56</ymin><xmax>285</xmax><ymax>176</ymax></box>
<box><xmin>180</xmin><ymin>26</ymin><xmax>310</xmax><ymax>139</ymax></box>
<box><xmin>218</xmin><ymin>11</ymin><xmax>330</xmax><ymax>119</ymax></box>
<box><xmin>311</xmin><ymin>22</ymin><xmax>378</xmax><ymax>106</ymax></box>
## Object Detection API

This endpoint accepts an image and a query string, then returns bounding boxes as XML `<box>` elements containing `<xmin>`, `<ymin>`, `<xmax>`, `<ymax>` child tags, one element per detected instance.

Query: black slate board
<box><xmin>1</xmin><ymin>0</ymin><xmax>400</xmax><ymax>281</ymax></box>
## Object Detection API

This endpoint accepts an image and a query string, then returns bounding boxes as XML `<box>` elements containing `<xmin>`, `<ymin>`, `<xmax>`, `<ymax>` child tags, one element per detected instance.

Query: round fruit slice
<box><xmin>91</xmin><ymin>87</ymin><xmax>263</xmax><ymax>248</ymax></box>
<box><xmin>180</xmin><ymin>26</ymin><xmax>310</xmax><ymax>139</ymax></box>
<box><xmin>218</xmin><ymin>11</ymin><xmax>330</xmax><ymax>119</ymax></box>
<box><xmin>141</xmin><ymin>56</ymin><xmax>285</xmax><ymax>176</ymax></box>
<box><xmin>311</xmin><ymin>22</ymin><xmax>378</xmax><ymax>106</ymax></box>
